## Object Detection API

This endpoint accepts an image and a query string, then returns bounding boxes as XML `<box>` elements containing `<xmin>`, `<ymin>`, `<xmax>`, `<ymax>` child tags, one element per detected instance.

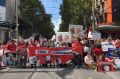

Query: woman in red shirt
<box><xmin>72</xmin><ymin>38</ymin><xmax>83</xmax><ymax>56</ymax></box>
<box><xmin>72</xmin><ymin>38</ymin><xmax>83</xmax><ymax>67</ymax></box>
<box><xmin>93</xmin><ymin>45</ymin><xmax>103</xmax><ymax>62</ymax></box>
<box><xmin>7</xmin><ymin>40</ymin><xmax>17</xmax><ymax>52</ymax></box>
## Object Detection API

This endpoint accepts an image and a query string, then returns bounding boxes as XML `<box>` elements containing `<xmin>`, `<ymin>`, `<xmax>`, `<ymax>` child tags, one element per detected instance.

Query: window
<box><xmin>0</xmin><ymin>0</ymin><xmax>5</xmax><ymax>6</ymax></box>
<box><xmin>102</xmin><ymin>2</ymin><xmax>105</xmax><ymax>13</ymax></box>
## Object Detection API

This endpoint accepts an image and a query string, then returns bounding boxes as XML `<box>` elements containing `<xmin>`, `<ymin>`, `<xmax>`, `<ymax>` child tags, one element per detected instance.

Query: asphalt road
<box><xmin>0</xmin><ymin>68</ymin><xmax>119</xmax><ymax>79</ymax></box>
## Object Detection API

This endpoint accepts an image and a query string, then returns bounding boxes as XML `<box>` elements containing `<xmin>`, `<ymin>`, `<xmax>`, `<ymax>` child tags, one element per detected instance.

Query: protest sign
<box><xmin>108</xmin><ymin>48</ymin><xmax>120</xmax><ymax>58</ymax></box>
<box><xmin>69</xmin><ymin>24</ymin><xmax>83</xmax><ymax>41</ymax></box>
<box><xmin>101</xmin><ymin>42</ymin><xmax>116</xmax><ymax>51</ymax></box>
<box><xmin>97</xmin><ymin>61</ymin><xmax>114</xmax><ymax>72</ymax></box>
<box><xmin>56</xmin><ymin>32</ymin><xmax>71</xmax><ymax>43</ymax></box>
<box><xmin>92</xmin><ymin>32</ymin><xmax>101</xmax><ymax>40</ymax></box>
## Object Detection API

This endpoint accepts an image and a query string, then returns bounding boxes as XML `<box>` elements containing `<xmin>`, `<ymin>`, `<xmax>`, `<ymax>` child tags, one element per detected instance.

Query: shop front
<box><xmin>95</xmin><ymin>24</ymin><xmax>120</xmax><ymax>39</ymax></box>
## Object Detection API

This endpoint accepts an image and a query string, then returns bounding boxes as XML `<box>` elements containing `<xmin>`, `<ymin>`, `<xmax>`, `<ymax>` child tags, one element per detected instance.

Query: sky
<box><xmin>40</xmin><ymin>0</ymin><xmax>62</xmax><ymax>32</ymax></box>
<box><xmin>0</xmin><ymin>6</ymin><xmax>6</xmax><ymax>21</ymax></box>
<box><xmin>0</xmin><ymin>0</ymin><xmax>6</xmax><ymax>21</ymax></box>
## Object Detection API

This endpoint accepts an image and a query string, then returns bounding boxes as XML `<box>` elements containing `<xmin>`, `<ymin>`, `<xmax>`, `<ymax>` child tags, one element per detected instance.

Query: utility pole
<box><xmin>92</xmin><ymin>0</ymin><xmax>95</xmax><ymax>31</ymax></box>
<box><xmin>15</xmin><ymin>0</ymin><xmax>19</xmax><ymax>38</ymax></box>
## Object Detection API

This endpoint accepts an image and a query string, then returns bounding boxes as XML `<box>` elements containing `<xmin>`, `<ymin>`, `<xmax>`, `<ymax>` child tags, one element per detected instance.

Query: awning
<box><xmin>95</xmin><ymin>25</ymin><xmax>120</xmax><ymax>34</ymax></box>
<box><xmin>0</xmin><ymin>21</ymin><xmax>16</xmax><ymax>29</ymax></box>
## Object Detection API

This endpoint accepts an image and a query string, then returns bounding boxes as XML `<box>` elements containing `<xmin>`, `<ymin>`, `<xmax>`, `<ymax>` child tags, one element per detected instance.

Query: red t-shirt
<box><xmin>7</xmin><ymin>43</ymin><xmax>17</xmax><ymax>52</ymax></box>
<box><xmin>17</xmin><ymin>45</ymin><xmax>25</xmax><ymax>50</ymax></box>
<box><xmin>72</xmin><ymin>42</ymin><xmax>83</xmax><ymax>55</ymax></box>
<box><xmin>93</xmin><ymin>48</ymin><xmax>102</xmax><ymax>55</ymax></box>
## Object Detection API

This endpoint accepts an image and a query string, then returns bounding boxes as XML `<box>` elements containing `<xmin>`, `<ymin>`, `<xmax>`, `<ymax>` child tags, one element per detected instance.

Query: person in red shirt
<box><xmin>93</xmin><ymin>45</ymin><xmax>103</xmax><ymax>62</ymax></box>
<box><xmin>17</xmin><ymin>42</ymin><xmax>29</xmax><ymax>68</ymax></box>
<box><xmin>6</xmin><ymin>40</ymin><xmax>17</xmax><ymax>66</ymax></box>
<box><xmin>29</xmin><ymin>41</ymin><xmax>37</xmax><ymax>47</ymax></box>
<box><xmin>6</xmin><ymin>40</ymin><xmax>17</xmax><ymax>53</ymax></box>
<box><xmin>72</xmin><ymin>38</ymin><xmax>83</xmax><ymax>56</ymax></box>
<box><xmin>72</xmin><ymin>38</ymin><xmax>83</xmax><ymax>67</ymax></box>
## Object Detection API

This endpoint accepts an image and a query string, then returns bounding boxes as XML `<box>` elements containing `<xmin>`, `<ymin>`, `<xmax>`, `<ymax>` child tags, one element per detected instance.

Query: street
<box><xmin>0</xmin><ymin>68</ymin><xmax>118</xmax><ymax>79</ymax></box>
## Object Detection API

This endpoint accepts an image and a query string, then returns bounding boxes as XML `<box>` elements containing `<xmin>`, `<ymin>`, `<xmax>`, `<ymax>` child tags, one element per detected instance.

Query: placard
<box><xmin>97</xmin><ymin>61</ymin><xmax>114</xmax><ymax>72</ymax></box>
<box><xmin>101</xmin><ymin>42</ymin><xmax>116</xmax><ymax>51</ymax></box>
<box><xmin>56</xmin><ymin>32</ymin><xmax>71</xmax><ymax>43</ymax></box>
<box><xmin>92</xmin><ymin>33</ymin><xmax>101</xmax><ymax>39</ymax></box>
<box><xmin>69</xmin><ymin>24</ymin><xmax>83</xmax><ymax>41</ymax></box>
<box><xmin>108</xmin><ymin>48</ymin><xmax>120</xmax><ymax>58</ymax></box>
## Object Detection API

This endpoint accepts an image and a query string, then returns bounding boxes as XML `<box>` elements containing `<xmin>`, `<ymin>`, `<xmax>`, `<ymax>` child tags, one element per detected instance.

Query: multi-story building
<box><xmin>0</xmin><ymin>0</ymin><xmax>8</xmax><ymax>42</ymax></box>
<box><xmin>6</xmin><ymin>0</ymin><xmax>20</xmax><ymax>22</ymax></box>
<box><xmin>95</xmin><ymin>0</ymin><xmax>120</xmax><ymax>38</ymax></box>
<box><xmin>0</xmin><ymin>0</ymin><xmax>20</xmax><ymax>42</ymax></box>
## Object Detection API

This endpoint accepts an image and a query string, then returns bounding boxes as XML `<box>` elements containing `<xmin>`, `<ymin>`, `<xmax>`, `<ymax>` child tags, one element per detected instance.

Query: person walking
<box><xmin>72</xmin><ymin>38</ymin><xmax>83</xmax><ymax>67</ymax></box>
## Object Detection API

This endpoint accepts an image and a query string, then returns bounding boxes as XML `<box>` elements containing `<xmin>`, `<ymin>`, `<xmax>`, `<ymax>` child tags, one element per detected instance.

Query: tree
<box><xmin>19</xmin><ymin>0</ymin><xmax>55</xmax><ymax>39</ymax></box>
<box><xmin>59</xmin><ymin>0</ymin><xmax>92</xmax><ymax>32</ymax></box>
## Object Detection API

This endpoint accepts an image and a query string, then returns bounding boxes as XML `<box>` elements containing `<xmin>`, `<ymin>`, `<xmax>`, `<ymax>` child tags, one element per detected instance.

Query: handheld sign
<box><xmin>108</xmin><ymin>48</ymin><xmax>120</xmax><ymax>58</ymax></box>
<box><xmin>101</xmin><ymin>42</ymin><xmax>116</xmax><ymax>51</ymax></box>
<box><xmin>97</xmin><ymin>61</ymin><xmax>114</xmax><ymax>72</ymax></box>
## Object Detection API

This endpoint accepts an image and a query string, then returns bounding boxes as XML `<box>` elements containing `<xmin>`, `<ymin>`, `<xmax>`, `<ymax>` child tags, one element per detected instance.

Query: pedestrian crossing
<box><xmin>0</xmin><ymin>68</ymin><xmax>116</xmax><ymax>79</ymax></box>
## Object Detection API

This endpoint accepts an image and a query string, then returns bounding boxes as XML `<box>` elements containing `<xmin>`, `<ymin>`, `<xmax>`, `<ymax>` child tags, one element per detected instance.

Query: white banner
<box><xmin>101</xmin><ymin>42</ymin><xmax>116</xmax><ymax>51</ymax></box>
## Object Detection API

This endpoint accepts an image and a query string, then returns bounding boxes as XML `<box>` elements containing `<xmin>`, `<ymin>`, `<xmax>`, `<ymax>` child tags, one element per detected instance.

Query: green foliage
<box><xmin>19</xmin><ymin>0</ymin><xmax>55</xmax><ymax>39</ymax></box>
<box><xmin>59</xmin><ymin>0</ymin><xmax>92</xmax><ymax>31</ymax></box>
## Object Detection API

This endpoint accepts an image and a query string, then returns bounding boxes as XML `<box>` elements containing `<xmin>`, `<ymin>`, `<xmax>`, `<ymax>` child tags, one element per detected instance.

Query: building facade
<box><xmin>95</xmin><ymin>0</ymin><xmax>120</xmax><ymax>24</ymax></box>
<box><xmin>6</xmin><ymin>0</ymin><xmax>20</xmax><ymax>22</ymax></box>
<box><xmin>0</xmin><ymin>0</ymin><xmax>8</xmax><ymax>42</ymax></box>
<box><xmin>95</xmin><ymin>0</ymin><xmax>120</xmax><ymax>38</ymax></box>
<box><xmin>0</xmin><ymin>0</ymin><xmax>20</xmax><ymax>42</ymax></box>
<box><xmin>0</xmin><ymin>0</ymin><xmax>6</xmax><ymax>21</ymax></box>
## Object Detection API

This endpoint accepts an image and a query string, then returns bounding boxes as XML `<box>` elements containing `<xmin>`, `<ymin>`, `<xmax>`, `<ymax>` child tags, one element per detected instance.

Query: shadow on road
<box><xmin>55</xmin><ymin>68</ymin><xmax>74</xmax><ymax>79</ymax></box>
<box><xmin>28</xmin><ymin>68</ymin><xmax>37</xmax><ymax>79</ymax></box>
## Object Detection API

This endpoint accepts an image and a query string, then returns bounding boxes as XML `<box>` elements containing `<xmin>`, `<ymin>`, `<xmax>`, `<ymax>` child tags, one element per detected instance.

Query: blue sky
<box><xmin>0</xmin><ymin>0</ymin><xmax>6</xmax><ymax>21</ymax></box>
<box><xmin>40</xmin><ymin>0</ymin><xmax>62</xmax><ymax>32</ymax></box>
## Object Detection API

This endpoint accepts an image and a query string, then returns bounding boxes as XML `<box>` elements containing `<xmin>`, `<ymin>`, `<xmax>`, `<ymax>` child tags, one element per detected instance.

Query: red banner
<box><xmin>28</xmin><ymin>47</ymin><xmax>73</xmax><ymax>64</ymax></box>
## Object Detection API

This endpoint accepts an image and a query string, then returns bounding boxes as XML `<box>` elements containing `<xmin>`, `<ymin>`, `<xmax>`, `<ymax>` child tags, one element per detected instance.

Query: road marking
<box><xmin>88</xmin><ymin>77</ymin><xmax>93</xmax><ymax>79</ymax></box>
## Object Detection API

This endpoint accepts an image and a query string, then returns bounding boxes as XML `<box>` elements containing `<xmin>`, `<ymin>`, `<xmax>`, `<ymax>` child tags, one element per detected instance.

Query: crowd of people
<box><xmin>0</xmin><ymin>35</ymin><xmax>120</xmax><ymax>70</ymax></box>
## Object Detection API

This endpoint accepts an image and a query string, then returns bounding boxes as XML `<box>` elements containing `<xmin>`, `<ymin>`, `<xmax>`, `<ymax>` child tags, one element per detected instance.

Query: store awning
<box><xmin>95</xmin><ymin>25</ymin><xmax>120</xmax><ymax>34</ymax></box>
<box><xmin>0</xmin><ymin>21</ymin><xmax>16</xmax><ymax>29</ymax></box>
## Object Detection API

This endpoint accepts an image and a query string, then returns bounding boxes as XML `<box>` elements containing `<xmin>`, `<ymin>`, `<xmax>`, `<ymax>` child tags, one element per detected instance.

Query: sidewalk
<box><xmin>74</xmin><ymin>69</ymin><xmax>113</xmax><ymax>79</ymax></box>
<box><xmin>106</xmin><ymin>71</ymin><xmax>120</xmax><ymax>79</ymax></box>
